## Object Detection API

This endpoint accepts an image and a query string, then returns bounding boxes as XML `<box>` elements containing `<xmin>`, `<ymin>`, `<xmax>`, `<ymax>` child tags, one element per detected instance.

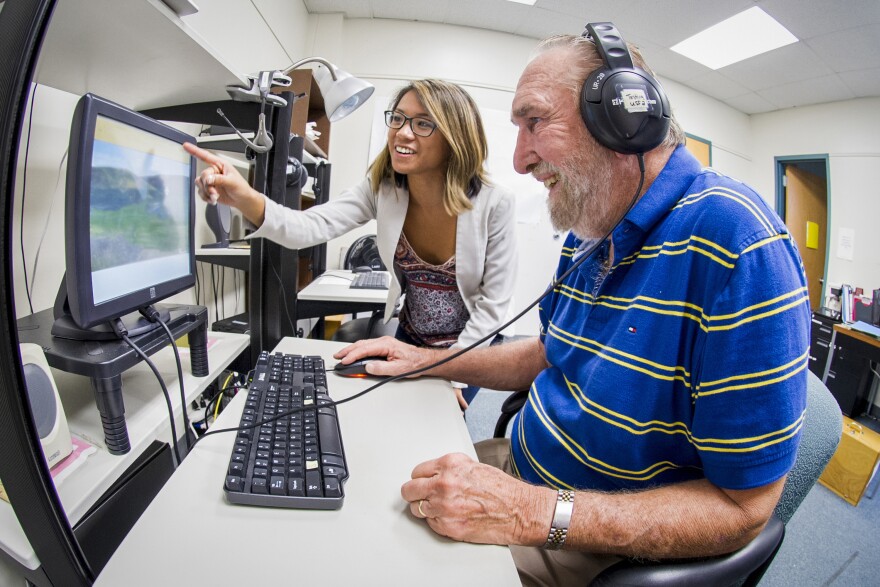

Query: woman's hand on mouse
<box><xmin>334</xmin><ymin>337</ymin><xmax>442</xmax><ymax>378</ymax></box>
<box><xmin>183</xmin><ymin>142</ymin><xmax>267</xmax><ymax>226</ymax></box>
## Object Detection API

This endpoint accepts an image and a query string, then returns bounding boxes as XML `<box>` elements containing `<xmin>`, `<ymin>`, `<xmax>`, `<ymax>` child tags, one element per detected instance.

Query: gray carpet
<box><xmin>465</xmin><ymin>390</ymin><xmax>880</xmax><ymax>586</ymax></box>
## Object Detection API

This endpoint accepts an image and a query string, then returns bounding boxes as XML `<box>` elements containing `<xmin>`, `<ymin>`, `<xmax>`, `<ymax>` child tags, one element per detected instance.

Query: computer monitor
<box><xmin>52</xmin><ymin>93</ymin><xmax>197</xmax><ymax>340</ymax></box>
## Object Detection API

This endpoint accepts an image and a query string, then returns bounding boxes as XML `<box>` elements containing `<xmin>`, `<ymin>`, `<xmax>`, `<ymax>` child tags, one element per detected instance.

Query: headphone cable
<box><xmin>191</xmin><ymin>154</ymin><xmax>647</xmax><ymax>445</ymax></box>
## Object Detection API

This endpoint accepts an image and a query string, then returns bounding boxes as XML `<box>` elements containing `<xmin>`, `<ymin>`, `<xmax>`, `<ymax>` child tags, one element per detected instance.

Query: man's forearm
<box><xmin>428</xmin><ymin>337</ymin><xmax>548</xmax><ymax>392</ymax></box>
<box><xmin>553</xmin><ymin>477</ymin><xmax>785</xmax><ymax>559</ymax></box>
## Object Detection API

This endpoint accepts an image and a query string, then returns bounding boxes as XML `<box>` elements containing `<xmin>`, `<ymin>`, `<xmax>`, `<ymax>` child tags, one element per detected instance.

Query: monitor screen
<box><xmin>58</xmin><ymin>93</ymin><xmax>196</xmax><ymax>332</ymax></box>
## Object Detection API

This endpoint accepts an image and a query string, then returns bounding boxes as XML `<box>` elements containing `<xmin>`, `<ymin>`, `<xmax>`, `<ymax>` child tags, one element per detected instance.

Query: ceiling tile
<box><xmin>371</xmin><ymin>0</ymin><xmax>449</xmax><ymax>22</ymax></box>
<box><xmin>839</xmin><ymin>67</ymin><xmax>880</xmax><ymax>98</ymax></box>
<box><xmin>806</xmin><ymin>23</ymin><xmax>880</xmax><ymax>72</ymax></box>
<box><xmin>443</xmin><ymin>0</ymin><xmax>531</xmax><ymax>34</ymax></box>
<box><xmin>513</xmin><ymin>8</ymin><xmax>582</xmax><ymax>39</ymax></box>
<box><xmin>687</xmin><ymin>71</ymin><xmax>752</xmax><ymax>101</ymax></box>
<box><xmin>756</xmin><ymin>74</ymin><xmax>856</xmax><ymax>109</ymax></box>
<box><xmin>724</xmin><ymin>92</ymin><xmax>779</xmax><ymax>115</ymax></box>
<box><xmin>759</xmin><ymin>0</ymin><xmax>880</xmax><ymax>40</ymax></box>
<box><xmin>295</xmin><ymin>0</ymin><xmax>880</xmax><ymax>114</ymax></box>
<box><xmin>720</xmin><ymin>42</ymin><xmax>835</xmax><ymax>92</ymax></box>
<box><xmin>306</xmin><ymin>0</ymin><xmax>372</xmax><ymax>17</ymax></box>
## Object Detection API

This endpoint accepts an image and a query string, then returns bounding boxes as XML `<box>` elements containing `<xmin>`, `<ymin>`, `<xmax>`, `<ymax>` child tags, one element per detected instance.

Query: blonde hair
<box><xmin>535</xmin><ymin>35</ymin><xmax>686</xmax><ymax>150</ymax></box>
<box><xmin>368</xmin><ymin>79</ymin><xmax>489</xmax><ymax>216</ymax></box>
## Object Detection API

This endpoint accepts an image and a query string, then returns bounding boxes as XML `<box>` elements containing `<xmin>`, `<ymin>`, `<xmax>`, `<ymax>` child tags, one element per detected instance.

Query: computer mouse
<box><xmin>333</xmin><ymin>356</ymin><xmax>387</xmax><ymax>378</ymax></box>
<box><xmin>352</xmin><ymin>266</ymin><xmax>373</xmax><ymax>273</ymax></box>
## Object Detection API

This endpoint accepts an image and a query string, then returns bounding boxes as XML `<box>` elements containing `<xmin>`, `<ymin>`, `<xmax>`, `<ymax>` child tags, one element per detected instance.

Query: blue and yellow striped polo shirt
<box><xmin>511</xmin><ymin>146</ymin><xmax>810</xmax><ymax>492</ymax></box>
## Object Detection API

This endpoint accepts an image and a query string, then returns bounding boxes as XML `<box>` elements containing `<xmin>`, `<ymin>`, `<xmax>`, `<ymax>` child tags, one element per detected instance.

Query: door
<box><xmin>783</xmin><ymin>163</ymin><xmax>828</xmax><ymax>311</ymax></box>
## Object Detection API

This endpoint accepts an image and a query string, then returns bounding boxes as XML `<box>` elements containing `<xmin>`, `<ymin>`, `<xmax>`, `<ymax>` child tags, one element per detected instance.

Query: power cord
<box><xmin>113</xmin><ymin>318</ymin><xmax>183</xmax><ymax>464</ymax></box>
<box><xmin>140</xmin><ymin>305</ymin><xmax>194</xmax><ymax>450</ymax></box>
<box><xmin>190</xmin><ymin>155</ymin><xmax>648</xmax><ymax>446</ymax></box>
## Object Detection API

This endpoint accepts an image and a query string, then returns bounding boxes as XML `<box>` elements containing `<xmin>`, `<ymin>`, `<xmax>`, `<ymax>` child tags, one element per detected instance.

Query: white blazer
<box><xmin>249</xmin><ymin>177</ymin><xmax>518</xmax><ymax>349</ymax></box>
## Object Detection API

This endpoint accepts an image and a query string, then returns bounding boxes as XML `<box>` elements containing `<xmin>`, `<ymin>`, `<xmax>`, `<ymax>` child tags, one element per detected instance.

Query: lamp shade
<box><xmin>314</xmin><ymin>65</ymin><xmax>375</xmax><ymax>122</ymax></box>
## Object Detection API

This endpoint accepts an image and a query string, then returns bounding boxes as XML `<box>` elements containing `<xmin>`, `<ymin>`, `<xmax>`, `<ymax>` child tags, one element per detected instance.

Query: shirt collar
<box><xmin>622</xmin><ymin>145</ymin><xmax>702</xmax><ymax>236</ymax></box>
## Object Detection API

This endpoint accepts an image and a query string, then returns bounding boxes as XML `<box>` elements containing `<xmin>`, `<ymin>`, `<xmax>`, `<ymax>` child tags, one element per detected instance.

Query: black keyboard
<box><xmin>223</xmin><ymin>351</ymin><xmax>348</xmax><ymax>510</ymax></box>
<box><xmin>350</xmin><ymin>271</ymin><xmax>389</xmax><ymax>290</ymax></box>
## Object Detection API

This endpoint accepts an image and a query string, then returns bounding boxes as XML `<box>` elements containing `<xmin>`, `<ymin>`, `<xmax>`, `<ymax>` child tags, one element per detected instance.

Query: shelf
<box><xmin>33</xmin><ymin>0</ymin><xmax>246</xmax><ymax>110</ymax></box>
<box><xmin>304</xmin><ymin>136</ymin><xmax>328</xmax><ymax>160</ymax></box>
<box><xmin>197</xmin><ymin>133</ymin><xmax>319</xmax><ymax>165</ymax></box>
<box><xmin>0</xmin><ymin>331</ymin><xmax>249</xmax><ymax>570</ymax></box>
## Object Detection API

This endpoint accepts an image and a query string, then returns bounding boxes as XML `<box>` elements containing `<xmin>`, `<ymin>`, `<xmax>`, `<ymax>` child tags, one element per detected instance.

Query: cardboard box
<box><xmin>819</xmin><ymin>416</ymin><xmax>880</xmax><ymax>505</ymax></box>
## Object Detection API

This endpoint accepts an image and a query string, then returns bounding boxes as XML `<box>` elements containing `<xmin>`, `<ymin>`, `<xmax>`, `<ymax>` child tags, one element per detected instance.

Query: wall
<box><xmin>306</xmin><ymin>17</ymin><xmax>757</xmax><ymax>334</ymax></box>
<box><xmin>11</xmin><ymin>0</ymin><xmax>312</xmax><ymax>324</ymax></box>
<box><xmin>13</xmin><ymin>11</ymin><xmax>879</xmax><ymax>337</ymax></box>
<box><xmin>751</xmin><ymin>98</ymin><xmax>880</xmax><ymax>298</ymax></box>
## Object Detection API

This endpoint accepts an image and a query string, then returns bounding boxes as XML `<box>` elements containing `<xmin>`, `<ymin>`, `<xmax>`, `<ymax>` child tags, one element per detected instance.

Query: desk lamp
<box><xmin>222</xmin><ymin>57</ymin><xmax>374</xmax><ymax>153</ymax></box>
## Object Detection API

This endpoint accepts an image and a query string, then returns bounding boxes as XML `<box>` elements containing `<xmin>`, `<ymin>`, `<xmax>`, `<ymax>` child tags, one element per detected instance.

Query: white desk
<box><xmin>298</xmin><ymin>270</ymin><xmax>390</xmax><ymax>305</ymax></box>
<box><xmin>297</xmin><ymin>271</ymin><xmax>389</xmax><ymax>338</ymax></box>
<box><xmin>94</xmin><ymin>338</ymin><xmax>519</xmax><ymax>585</ymax></box>
<box><xmin>0</xmin><ymin>332</ymin><xmax>249</xmax><ymax>571</ymax></box>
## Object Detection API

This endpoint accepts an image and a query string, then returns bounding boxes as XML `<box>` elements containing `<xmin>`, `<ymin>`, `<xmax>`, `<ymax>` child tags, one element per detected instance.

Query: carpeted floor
<box><xmin>465</xmin><ymin>390</ymin><xmax>880</xmax><ymax>587</ymax></box>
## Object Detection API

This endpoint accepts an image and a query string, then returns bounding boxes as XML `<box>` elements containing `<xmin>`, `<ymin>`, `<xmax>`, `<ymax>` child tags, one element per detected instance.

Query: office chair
<box><xmin>494</xmin><ymin>371</ymin><xmax>842</xmax><ymax>587</ymax></box>
<box><xmin>331</xmin><ymin>235</ymin><xmax>399</xmax><ymax>343</ymax></box>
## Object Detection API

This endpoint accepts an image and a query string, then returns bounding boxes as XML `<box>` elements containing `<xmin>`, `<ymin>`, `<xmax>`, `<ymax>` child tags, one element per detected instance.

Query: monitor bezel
<box><xmin>64</xmin><ymin>93</ymin><xmax>196</xmax><ymax>330</ymax></box>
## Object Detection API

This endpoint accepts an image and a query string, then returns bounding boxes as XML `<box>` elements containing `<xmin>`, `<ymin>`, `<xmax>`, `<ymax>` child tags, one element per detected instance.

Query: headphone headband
<box><xmin>584</xmin><ymin>23</ymin><xmax>634</xmax><ymax>71</ymax></box>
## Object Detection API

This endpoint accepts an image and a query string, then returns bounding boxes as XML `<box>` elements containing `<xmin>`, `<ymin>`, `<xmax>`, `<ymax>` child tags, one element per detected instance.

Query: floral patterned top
<box><xmin>395</xmin><ymin>232</ymin><xmax>470</xmax><ymax>347</ymax></box>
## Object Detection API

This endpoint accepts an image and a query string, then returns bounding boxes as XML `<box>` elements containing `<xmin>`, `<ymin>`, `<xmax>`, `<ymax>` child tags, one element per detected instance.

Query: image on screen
<box><xmin>89</xmin><ymin>115</ymin><xmax>192</xmax><ymax>306</ymax></box>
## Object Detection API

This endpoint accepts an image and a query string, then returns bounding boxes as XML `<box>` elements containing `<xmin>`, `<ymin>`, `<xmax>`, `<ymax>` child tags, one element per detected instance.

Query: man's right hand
<box><xmin>333</xmin><ymin>336</ymin><xmax>443</xmax><ymax>378</ymax></box>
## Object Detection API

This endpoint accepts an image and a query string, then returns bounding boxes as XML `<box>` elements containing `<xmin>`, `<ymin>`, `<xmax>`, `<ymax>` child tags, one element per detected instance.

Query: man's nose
<box><xmin>513</xmin><ymin>129</ymin><xmax>538</xmax><ymax>174</ymax></box>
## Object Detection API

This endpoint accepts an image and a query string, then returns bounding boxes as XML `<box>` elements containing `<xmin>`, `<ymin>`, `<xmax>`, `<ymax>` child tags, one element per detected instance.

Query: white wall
<box><xmin>751</xmin><ymin>98</ymin><xmax>880</xmax><ymax>297</ymax></box>
<box><xmin>14</xmin><ymin>10</ymin><xmax>880</xmax><ymax>336</ymax></box>
<box><xmin>12</xmin><ymin>0</ymin><xmax>312</xmax><ymax>323</ymax></box>
<box><xmin>305</xmin><ymin>17</ymin><xmax>758</xmax><ymax>335</ymax></box>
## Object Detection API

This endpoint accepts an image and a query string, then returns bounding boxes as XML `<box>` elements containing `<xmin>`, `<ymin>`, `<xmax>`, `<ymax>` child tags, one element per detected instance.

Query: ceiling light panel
<box><xmin>670</xmin><ymin>7</ymin><xmax>798</xmax><ymax>70</ymax></box>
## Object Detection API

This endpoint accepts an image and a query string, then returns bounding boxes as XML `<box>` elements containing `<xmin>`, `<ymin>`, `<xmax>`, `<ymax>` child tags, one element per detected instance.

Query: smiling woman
<box><xmin>186</xmin><ymin>79</ymin><xmax>518</xmax><ymax>404</ymax></box>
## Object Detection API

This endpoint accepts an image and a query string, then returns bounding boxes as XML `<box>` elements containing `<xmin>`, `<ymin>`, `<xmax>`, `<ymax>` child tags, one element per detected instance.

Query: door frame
<box><xmin>774</xmin><ymin>154</ymin><xmax>831</xmax><ymax>307</ymax></box>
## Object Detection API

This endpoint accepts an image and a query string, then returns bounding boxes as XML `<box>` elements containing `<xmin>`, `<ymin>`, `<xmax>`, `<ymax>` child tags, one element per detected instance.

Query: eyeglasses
<box><xmin>384</xmin><ymin>111</ymin><xmax>438</xmax><ymax>137</ymax></box>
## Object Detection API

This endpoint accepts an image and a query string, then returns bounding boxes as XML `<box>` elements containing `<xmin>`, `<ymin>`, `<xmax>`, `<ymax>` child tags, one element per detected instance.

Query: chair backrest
<box><xmin>344</xmin><ymin>235</ymin><xmax>385</xmax><ymax>271</ymax></box>
<box><xmin>773</xmin><ymin>370</ymin><xmax>842</xmax><ymax>524</ymax></box>
<box><xmin>590</xmin><ymin>371</ymin><xmax>843</xmax><ymax>586</ymax></box>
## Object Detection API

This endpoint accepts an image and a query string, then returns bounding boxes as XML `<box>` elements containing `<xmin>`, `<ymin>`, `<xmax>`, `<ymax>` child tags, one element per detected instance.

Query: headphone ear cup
<box><xmin>580</xmin><ymin>67</ymin><xmax>671</xmax><ymax>154</ymax></box>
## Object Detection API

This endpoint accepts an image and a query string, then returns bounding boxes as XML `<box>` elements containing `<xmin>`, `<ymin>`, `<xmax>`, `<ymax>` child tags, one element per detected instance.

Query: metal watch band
<box><xmin>544</xmin><ymin>489</ymin><xmax>574</xmax><ymax>550</ymax></box>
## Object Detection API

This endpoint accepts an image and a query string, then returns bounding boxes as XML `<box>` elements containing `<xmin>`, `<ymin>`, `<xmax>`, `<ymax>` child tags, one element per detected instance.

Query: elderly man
<box><xmin>335</xmin><ymin>24</ymin><xmax>810</xmax><ymax>586</ymax></box>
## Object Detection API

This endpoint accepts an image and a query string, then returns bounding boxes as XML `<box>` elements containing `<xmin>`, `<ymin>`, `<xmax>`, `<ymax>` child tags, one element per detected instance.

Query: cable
<box><xmin>142</xmin><ymin>305</ymin><xmax>193</xmax><ymax>450</ymax></box>
<box><xmin>116</xmin><ymin>322</ymin><xmax>183</xmax><ymax>464</ymax></box>
<box><xmin>30</xmin><ymin>150</ymin><xmax>67</xmax><ymax>300</ymax></box>
<box><xmin>190</xmin><ymin>155</ymin><xmax>648</xmax><ymax>447</ymax></box>
<box><xmin>211</xmin><ymin>265</ymin><xmax>219</xmax><ymax>322</ymax></box>
<box><xmin>19</xmin><ymin>83</ymin><xmax>37</xmax><ymax>314</ymax></box>
<box><xmin>269</xmin><ymin>252</ymin><xmax>297</xmax><ymax>336</ymax></box>
<box><xmin>216</xmin><ymin>107</ymin><xmax>273</xmax><ymax>154</ymax></box>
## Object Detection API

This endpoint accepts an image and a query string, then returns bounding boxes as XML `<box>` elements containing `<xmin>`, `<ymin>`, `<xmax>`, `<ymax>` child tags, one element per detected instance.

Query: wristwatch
<box><xmin>544</xmin><ymin>489</ymin><xmax>574</xmax><ymax>550</ymax></box>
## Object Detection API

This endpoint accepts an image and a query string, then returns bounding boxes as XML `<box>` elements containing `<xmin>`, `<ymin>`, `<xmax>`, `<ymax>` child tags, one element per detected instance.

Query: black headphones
<box><xmin>580</xmin><ymin>22</ymin><xmax>671</xmax><ymax>154</ymax></box>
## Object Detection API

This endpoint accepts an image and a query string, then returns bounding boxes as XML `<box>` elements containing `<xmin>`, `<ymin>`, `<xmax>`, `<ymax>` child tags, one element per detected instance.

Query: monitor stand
<box><xmin>17</xmin><ymin>304</ymin><xmax>209</xmax><ymax>455</ymax></box>
<box><xmin>51</xmin><ymin>306</ymin><xmax>173</xmax><ymax>341</ymax></box>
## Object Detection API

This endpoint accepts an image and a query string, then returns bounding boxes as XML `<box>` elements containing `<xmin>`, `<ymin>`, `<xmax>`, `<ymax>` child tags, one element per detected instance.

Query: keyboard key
<box><xmin>269</xmin><ymin>477</ymin><xmax>286</xmax><ymax>495</ymax></box>
<box><xmin>225</xmin><ymin>475</ymin><xmax>244</xmax><ymax>492</ymax></box>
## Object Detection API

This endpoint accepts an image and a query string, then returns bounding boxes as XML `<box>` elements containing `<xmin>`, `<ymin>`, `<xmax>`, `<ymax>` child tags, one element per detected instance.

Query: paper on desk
<box><xmin>850</xmin><ymin>321</ymin><xmax>880</xmax><ymax>339</ymax></box>
<box><xmin>51</xmin><ymin>435</ymin><xmax>97</xmax><ymax>485</ymax></box>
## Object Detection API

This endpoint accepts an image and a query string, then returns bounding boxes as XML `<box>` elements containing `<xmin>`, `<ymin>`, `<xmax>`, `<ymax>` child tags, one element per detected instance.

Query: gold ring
<box><xmin>418</xmin><ymin>500</ymin><xmax>426</xmax><ymax>518</ymax></box>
